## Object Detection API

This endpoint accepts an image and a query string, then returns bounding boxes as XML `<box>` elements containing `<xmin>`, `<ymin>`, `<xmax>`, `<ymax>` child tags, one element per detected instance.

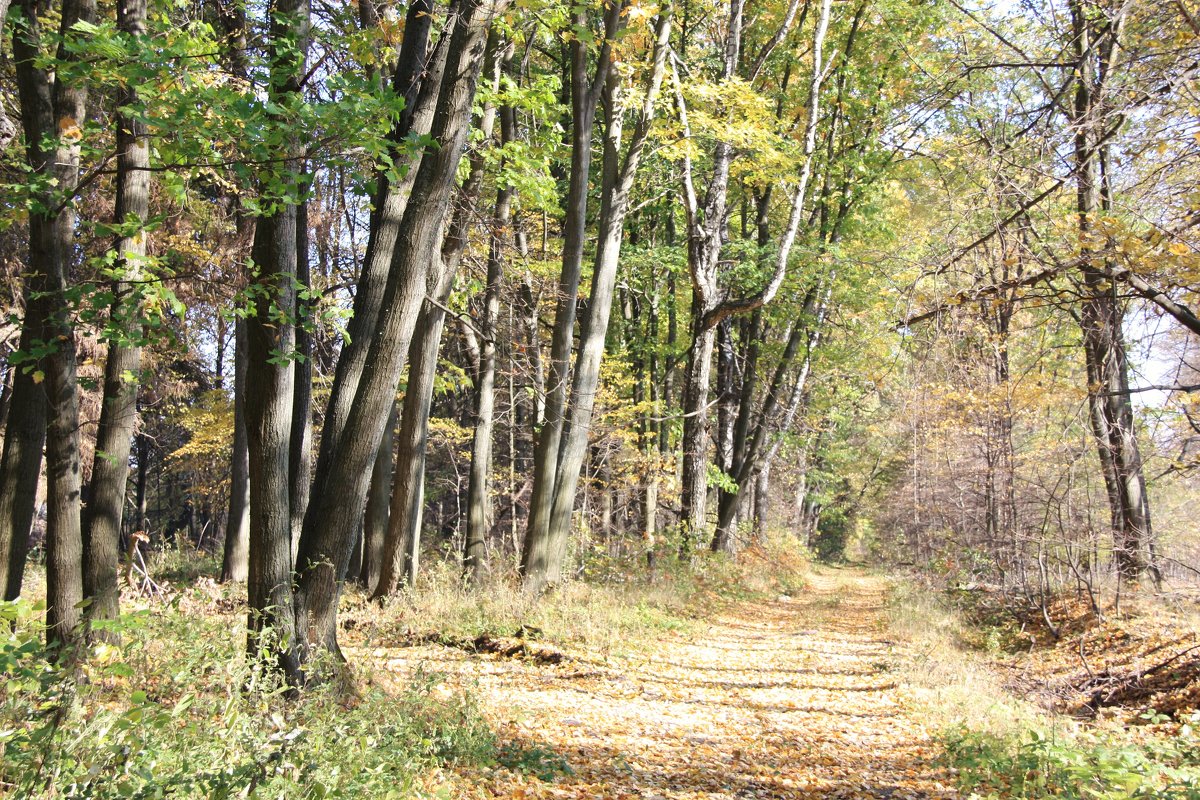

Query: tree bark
<box><xmin>12</xmin><ymin>0</ymin><xmax>96</xmax><ymax>649</ymax></box>
<box><xmin>244</xmin><ymin>0</ymin><xmax>308</xmax><ymax>684</ymax></box>
<box><xmin>294</xmin><ymin>0</ymin><xmax>503</xmax><ymax>659</ymax></box>
<box><xmin>521</xmin><ymin>5</ymin><xmax>670</xmax><ymax>590</ymax></box>
<box><xmin>359</xmin><ymin>402</ymin><xmax>395</xmax><ymax>592</ymax></box>
<box><xmin>1069</xmin><ymin>0</ymin><xmax>1149</xmax><ymax>583</ymax></box>
<box><xmin>521</xmin><ymin>1</ymin><xmax>622</xmax><ymax>586</ymax></box>
<box><xmin>83</xmin><ymin>0</ymin><xmax>150</xmax><ymax>631</ymax></box>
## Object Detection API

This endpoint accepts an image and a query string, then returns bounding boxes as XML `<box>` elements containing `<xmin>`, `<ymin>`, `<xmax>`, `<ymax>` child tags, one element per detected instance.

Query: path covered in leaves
<box><xmin>366</xmin><ymin>568</ymin><xmax>958</xmax><ymax>799</ymax></box>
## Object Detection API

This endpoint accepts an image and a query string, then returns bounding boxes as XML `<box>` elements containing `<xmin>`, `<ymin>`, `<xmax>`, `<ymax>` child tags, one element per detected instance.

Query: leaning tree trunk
<box><xmin>83</xmin><ymin>0</ymin><xmax>150</xmax><ymax>631</ymax></box>
<box><xmin>373</xmin><ymin>29</ymin><xmax>505</xmax><ymax>599</ymax></box>
<box><xmin>294</xmin><ymin>0</ymin><xmax>502</xmax><ymax>662</ymax></box>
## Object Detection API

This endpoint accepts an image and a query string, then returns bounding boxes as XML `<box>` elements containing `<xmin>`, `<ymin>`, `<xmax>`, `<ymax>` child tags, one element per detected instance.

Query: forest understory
<box><xmin>5</xmin><ymin>543</ymin><xmax>1200</xmax><ymax>799</ymax></box>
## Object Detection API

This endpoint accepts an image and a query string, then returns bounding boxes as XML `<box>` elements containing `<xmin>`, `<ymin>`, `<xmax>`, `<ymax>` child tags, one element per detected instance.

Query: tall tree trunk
<box><xmin>0</xmin><ymin>0</ymin><xmax>47</xmax><ymax>607</ymax></box>
<box><xmin>521</xmin><ymin>2</ymin><xmax>621</xmax><ymax>586</ymax></box>
<box><xmin>83</xmin><ymin>0</ymin><xmax>150</xmax><ymax>631</ymax></box>
<box><xmin>676</xmin><ymin>0</ymin><xmax>831</xmax><ymax>546</ymax></box>
<box><xmin>12</xmin><ymin>0</ymin><xmax>96</xmax><ymax>649</ymax></box>
<box><xmin>244</xmin><ymin>0</ymin><xmax>308</xmax><ymax>684</ymax></box>
<box><xmin>522</xmin><ymin>5</ymin><xmax>670</xmax><ymax>590</ymax></box>
<box><xmin>359</xmin><ymin>402</ymin><xmax>395</xmax><ymax>592</ymax></box>
<box><xmin>464</xmin><ymin>188</ymin><xmax>511</xmax><ymax>582</ymax></box>
<box><xmin>220</xmin><ymin>319</ymin><xmax>250</xmax><ymax>582</ymax></box>
<box><xmin>372</xmin><ymin>27</ymin><xmax>505</xmax><ymax>599</ymax></box>
<box><xmin>1069</xmin><ymin>0</ymin><xmax>1148</xmax><ymax>583</ymax></box>
<box><xmin>465</xmin><ymin>50</ymin><xmax>517</xmax><ymax>582</ymax></box>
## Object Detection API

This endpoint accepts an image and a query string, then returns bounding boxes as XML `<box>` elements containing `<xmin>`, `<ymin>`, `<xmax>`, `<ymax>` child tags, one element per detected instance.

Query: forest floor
<box><xmin>352</xmin><ymin>567</ymin><xmax>959</xmax><ymax>800</ymax></box>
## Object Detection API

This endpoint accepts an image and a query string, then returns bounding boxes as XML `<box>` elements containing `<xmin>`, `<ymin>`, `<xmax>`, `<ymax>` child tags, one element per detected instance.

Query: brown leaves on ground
<box><xmin>348</xmin><ymin>569</ymin><xmax>959</xmax><ymax>799</ymax></box>
<box><xmin>971</xmin><ymin>590</ymin><xmax>1200</xmax><ymax>721</ymax></box>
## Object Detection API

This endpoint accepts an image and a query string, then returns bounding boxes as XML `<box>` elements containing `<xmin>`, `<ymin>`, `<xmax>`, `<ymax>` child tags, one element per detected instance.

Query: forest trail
<box><xmin>360</xmin><ymin>568</ymin><xmax>959</xmax><ymax>799</ymax></box>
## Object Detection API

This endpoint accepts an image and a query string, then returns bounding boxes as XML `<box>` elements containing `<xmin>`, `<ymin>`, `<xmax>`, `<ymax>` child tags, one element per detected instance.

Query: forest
<box><xmin>1</xmin><ymin>0</ymin><xmax>1200</xmax><ymax>797</ymax></box>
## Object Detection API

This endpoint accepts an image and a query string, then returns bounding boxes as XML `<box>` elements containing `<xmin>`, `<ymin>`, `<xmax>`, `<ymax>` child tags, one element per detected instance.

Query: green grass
<box><xmin>0</xmin><ymin>598</ymin><xmax>500</xmax><ymax>799</ymax></box>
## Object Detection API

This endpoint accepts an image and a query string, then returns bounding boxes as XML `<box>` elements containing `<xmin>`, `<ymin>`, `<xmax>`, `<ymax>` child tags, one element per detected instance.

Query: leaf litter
<box><xmin>348</xmin><ymin>570</ymin><xmax>959</xmax><ymax>799</ymax></box>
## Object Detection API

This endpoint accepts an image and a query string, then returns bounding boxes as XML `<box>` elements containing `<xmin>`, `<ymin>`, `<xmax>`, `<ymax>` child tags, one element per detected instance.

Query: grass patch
<box><xmin>343</xmin><ymin>537</ymin><xmax>811</xmax><ymax>660</ymax></box>
<box><xmin>0</xmin><ymin>598</ymin><xmax>499</xmax><ymax>799</ymax></box>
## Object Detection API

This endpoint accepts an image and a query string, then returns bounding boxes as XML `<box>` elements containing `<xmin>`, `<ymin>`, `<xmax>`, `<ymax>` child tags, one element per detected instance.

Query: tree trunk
<box><xmin>360</xmin><ymin>402</ymin><xmax>395</xmax><ymax>592</ymax></box>
<box><xmin>290</xmin><ymin>189</ymin><xmax>313</xmax><ymax>558</ymax></box>
<box><xmin>1069</xmin><ymin>0</ymin><xmax>1148</xmax><ymax>583</ymax></box>
<box><xmin>220</xmin><ymin>319</ymin><xmax>250</xmax><ymax>583</ymax></box>
<box><xmin>521</xmin><ymin>5</ymin><xmax>669</xmax><ymax>589</ymax></box>
<box><xmin>244</xmin><ymin>0</ymin><xmax>308</xmax><ymax>684</ymax></box>
<box><xmin>0</xmin><ymin>285</ymin><xmax>46</xmax><ymax>600</ymax></box>
<box><xmin>465</xmin><ymin>48</ymin><xmax>517</xmax><ymax>582</ymax></box>
<box><xmin>464</xmin><ymin>184</ymin><xmax>511</xmax><ymax>582</ymax></box>
<box><xmin>521</xmin><ymin>2</ymin><xmax>620</xmax><ymax>586</ymax></box>
<box><xmin>294</xmin><ymin>0</ymin><xmax>501</xmax><ymax>659</ymax></box>
<box><xmin>83</xmin><ymin>0</ymin><xmax>150</xmax><ymax>630</ymax></box>
<box><xmin>12</xmin><ymin>0</ymin><xmax>96</xmax><ymax>649</ymax></box>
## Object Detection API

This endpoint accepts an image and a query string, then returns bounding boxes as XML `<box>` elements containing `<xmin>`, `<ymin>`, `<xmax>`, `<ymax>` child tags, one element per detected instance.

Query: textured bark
<box><xmin>306</xmin><ymin>0</ymin><xmax>438</xmax><ymax>498</ymax></box>
<box><xmin>244</xmin><ymin>0</ymin><xmax>308</xmax><ymax>684</ymax></box>
<box><xmin>373</xmin><ymin>27</ymin><xmax>505</xmax><ymax>599</ymax></box>
<box><xmin>359</xmin><ymin>402</ymin><xmax>395</xmax><ymax>592</ymax></box>
<box><xmin>0</xmin><ymin>284</ymin><xmax>46</xmax><ymax>600</ymax></box>
<box><xmin>220</xmin><ymin>319</ymin><xmax>250</xmax><ymax>583</ymax></box>
<box><xmin>290</xmin><ymin>192</ymin><xmax>313</xmax><ymax>557</ymax></box>
<box><xmin>0</xmin><ymin>0</ymin><xmax>40</xmax><ymax>595</ymax></box>
<box><xmin>83</xmin><ymin>0</ymin><xmax>150</xmax><ymax>631</ymax></box>
<box><xmin>12</xmin><ymin>0</ymin><xmax>96</xmax><ymax>649</ymax></box>
<box><xmin>294</xmin><ymin>0</ymin><xmax>501</xmax><ymax>658</ymax></box>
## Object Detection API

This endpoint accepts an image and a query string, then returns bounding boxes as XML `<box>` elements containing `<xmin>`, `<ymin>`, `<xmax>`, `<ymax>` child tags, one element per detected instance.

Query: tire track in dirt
<box><xmin>358</xmin><ymin>568</ymin><xmax>959</xmax><ymax>799</ymax></box>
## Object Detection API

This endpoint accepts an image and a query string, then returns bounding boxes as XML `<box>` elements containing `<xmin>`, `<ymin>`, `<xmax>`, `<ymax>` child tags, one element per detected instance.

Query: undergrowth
<box><xmin>887</xmin><ymin>575</ymin><xmax>1200</xmax><ymax>799</ymax></box>
<box><xmin>0</xmin><ymin>599</ymin><xmax>500</xmax><ymax>799</ymax></box>
<box><xmin>342</xmin><ymin>537</ymin><xmax>810</xmax><ymax>660</ymax></box>
<box><xmin>2</xmin><ymin>536</ymin><xmax>810</xmax><ymax>797</ymax></box>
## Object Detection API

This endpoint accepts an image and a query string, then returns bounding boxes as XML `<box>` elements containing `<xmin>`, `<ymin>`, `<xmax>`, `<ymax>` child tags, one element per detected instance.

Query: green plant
<box><xmin>941</xmin><ymin>723</ymin><xmax>1200</xmax><ymax>800</ymax></box>
<box><xmin>0</xmin><ymin>599</ymin><xmax>503</xmax><ymax>799</ymax></box>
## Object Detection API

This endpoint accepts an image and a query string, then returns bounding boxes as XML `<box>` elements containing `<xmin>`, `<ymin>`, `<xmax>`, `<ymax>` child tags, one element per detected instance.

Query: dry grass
<box><xmin>339</xmin><ymin>537</ymin><xmax>813</xmax><ymax>662</ymax></box>
<box><xmin>884</xmin><ymin>572</ymin><xmax>1052</xmax><ymax>739</ymax></box>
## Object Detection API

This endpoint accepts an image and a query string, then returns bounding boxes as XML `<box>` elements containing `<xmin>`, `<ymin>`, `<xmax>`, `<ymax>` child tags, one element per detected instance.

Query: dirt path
<box><xmin>363</xmin><ymin>568</ymin><xmax>958</xmax><ymax>799</ymax></box>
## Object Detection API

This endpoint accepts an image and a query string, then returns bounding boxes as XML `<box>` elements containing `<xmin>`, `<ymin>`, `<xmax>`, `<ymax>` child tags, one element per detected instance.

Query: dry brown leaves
<box><xmin>348</xmin><ymin>571</ymin><xmax>959</xmax><ymax>799</ymax></box>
